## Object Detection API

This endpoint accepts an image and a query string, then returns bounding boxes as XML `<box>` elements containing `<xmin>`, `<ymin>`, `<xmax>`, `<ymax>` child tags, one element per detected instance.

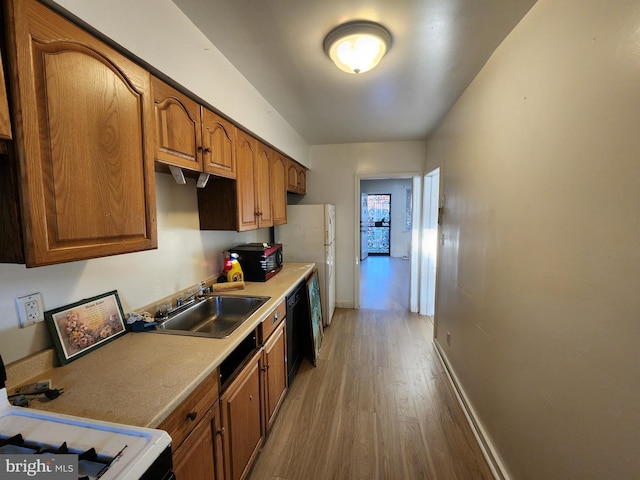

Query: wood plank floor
<box><xmin>248</xmin><ymin>308</ymin><xmax>494</xmax><ymax>480</ymax></box>
<box><xmin>360</xmin><ymin>256</ymin><xmax>411</xmax><ymax>311</ymax></box>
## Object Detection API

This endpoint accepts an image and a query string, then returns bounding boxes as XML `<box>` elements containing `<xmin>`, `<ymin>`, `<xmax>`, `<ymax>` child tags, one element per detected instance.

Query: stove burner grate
<box><xmin>0</xmin><ymin>433</ymin><xmax>121</xmax><ymax>479</ymax></box>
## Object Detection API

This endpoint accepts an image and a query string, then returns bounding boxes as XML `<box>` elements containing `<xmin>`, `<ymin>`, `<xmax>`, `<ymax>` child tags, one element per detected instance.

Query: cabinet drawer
<box><xmin>159</xmin><ymin>369</ymin><xmax>219</xmax><ymax>450</ymax></box>
<box><xmin>259</xmin><ymin>300</ymin><xmax>286</xmax><ymax>344</ymax></box>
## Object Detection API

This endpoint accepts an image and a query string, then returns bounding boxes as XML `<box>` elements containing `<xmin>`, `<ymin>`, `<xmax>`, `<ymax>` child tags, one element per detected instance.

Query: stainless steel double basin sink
<box><xmin>153</xmin><ymin>294</ymin><xmax>270</xmax><ymax>339</ymax></box>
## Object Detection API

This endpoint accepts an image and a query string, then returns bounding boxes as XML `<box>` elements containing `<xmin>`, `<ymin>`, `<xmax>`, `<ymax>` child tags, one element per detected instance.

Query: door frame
<box><xmin>420</xmin><ymin>167</ymin><xmax>440</xmax><ymax>316</ymax></box>
<box><xmin>360</xmin><ymin>192</ymin><xmax>369</xmax><ymax>261</ymax></box>
<box><xmin>354</xmin><ymin>172</ymin><xmax>422</xmax><ymax>311</ymax></box>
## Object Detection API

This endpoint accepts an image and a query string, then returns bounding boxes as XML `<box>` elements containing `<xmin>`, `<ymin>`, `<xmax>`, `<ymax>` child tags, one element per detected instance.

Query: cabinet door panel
<box><xmin>287</xmin><ymin>161</ymin><xmax>298</xmax><ymax>192</ymax></box>
<box><xmin>221</xmin><ymin>352</ymin><xmax>263</xmax><ymax>480</ymax></box>
<box><xmin>297</xmin><ymin>168</ymin><xmax>306</xmax><ymax>194</ymax></box>
<box><xmin>264</xmin><ymin>322</ymin><xmax>287</xmax><ymax>430</ymax></box>
<box><xmin>213</xmin><ymin>403</ymin><xmax>225</xmax><ymax>480</ymax></box>
<box><xmin>235</xmin><ymin>130</ymin><xmax>258</xmax><ymax>231</ymax></box>
<box><xmin>255</xmin><ymin>143</ymin><xmax>273</xmax><ymax>228</ymax></box>
<box><xmin>173</xmin><ymin>407</ymin><xmax>216</xmax><ymax>480</ymax></box>
<box><xmin>152</xmin><ymin>77</ymin><xmax>202</xmax><ymax>171</ymax></box>
<box><xmin>38</xmin><ymin>46</ymin><xmax>147</xmax><ymax>241</ymax></box>
<box><xmin>202</xmin><ymin>108</ymin><xmax>236</xmax><ymax>178</ymax></box>
<box><xmin>6</xmin><ymin>0</ymin><xmax>157</xmax><ymax>266</ymax></box>
<box><xmin>286</xmin><ymin>159</ymin><xmax>306</xmax><ymax>194</ymax></box>
<box><xmin>270</xmin><ymin>151</ymin><xmax>287</xmax><ymax>225</ymax></box>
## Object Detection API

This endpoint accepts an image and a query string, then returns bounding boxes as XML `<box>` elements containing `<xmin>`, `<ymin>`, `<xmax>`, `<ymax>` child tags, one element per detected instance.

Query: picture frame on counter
<box><xmin>306</xmin><ymin>269</ymin><xmax>324</xmax><ymax>366</ymax></box>
<box><xmin>45</xmin><ymin>290</ymin><xmax>127</xmax><ymax>365</ymax></box>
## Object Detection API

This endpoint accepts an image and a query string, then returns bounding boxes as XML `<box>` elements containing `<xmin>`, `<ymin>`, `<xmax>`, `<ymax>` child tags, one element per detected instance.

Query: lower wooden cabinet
<box><xmin>159</xmin><ymin>370</ymin><xmax>221</xmax><ymax>480</ymax></box>
<box><xmin>262</xmin><ymin>320</ymin><xmax>288</xmax><ymax>431</ymax></box>
<box><xmin>159</xmin><ymin>305</ymin><xmax>289</xmax><ymax>480</ymax></box>
<box><xmin>220</xmin><ymin>349</ymin><xmax>264</xmax><ymax>480</ymax></box>
<box><xmin>172</xmin><ymin>402</ymin><xmax>224</xmax><ymax>480</ymax></box>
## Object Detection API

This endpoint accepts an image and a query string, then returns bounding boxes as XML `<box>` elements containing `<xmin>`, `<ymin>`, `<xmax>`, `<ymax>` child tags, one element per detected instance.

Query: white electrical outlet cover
<box><xmin>16</xmin><ymin>293</ymin><xmax>45</xmax><ymax>328</ymax></box>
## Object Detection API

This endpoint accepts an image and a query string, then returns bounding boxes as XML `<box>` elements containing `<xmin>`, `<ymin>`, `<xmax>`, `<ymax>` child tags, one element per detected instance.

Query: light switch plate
<box><xmin>16</xmin><ymin>292</ymin><xmax>45</xmax><ymax>328</ymax></box>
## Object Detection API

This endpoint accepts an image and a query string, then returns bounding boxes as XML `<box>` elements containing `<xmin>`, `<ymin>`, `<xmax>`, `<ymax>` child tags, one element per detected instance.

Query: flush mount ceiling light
<box><xmin>323</xmin><ymin>20</ymin><xmax>392</xmax><ymax>74</ymax></box>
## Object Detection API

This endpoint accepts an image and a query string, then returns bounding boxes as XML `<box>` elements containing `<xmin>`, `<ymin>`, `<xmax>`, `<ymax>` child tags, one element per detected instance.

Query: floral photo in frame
<box><xmin>45</xmin><ymin>290</ymin><xmax>127</xmax><ymax>365</ymax></box>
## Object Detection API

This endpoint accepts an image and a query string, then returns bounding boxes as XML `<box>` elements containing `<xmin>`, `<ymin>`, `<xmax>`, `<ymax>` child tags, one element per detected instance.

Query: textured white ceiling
<box><xmin>172</xmin><ymin>0</ymin><xmax>538</xmax><ymax>145</ymax></box>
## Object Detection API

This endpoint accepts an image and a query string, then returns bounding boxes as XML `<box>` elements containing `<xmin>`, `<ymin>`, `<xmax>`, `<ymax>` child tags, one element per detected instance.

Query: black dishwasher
<box><xmin>286</xmin><ymin>280</ymin><xmax>309</xmax><ymax>385</ymax></box>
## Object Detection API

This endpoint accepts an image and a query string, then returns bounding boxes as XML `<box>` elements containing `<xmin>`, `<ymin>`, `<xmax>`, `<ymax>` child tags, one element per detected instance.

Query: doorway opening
<box><xmin>355</xmin><ymin>170</ymin><xmax>440</xmax><ymax>314</ymax></box>
<box><xmin>357</xmin><ymin>176</ymin><xmax>415</xmax><ymax>311</ymax></box>
<box><xmin>365</xmin><ymin>193</ymin><xmax>391</xmax><ymax>256</ymax></box>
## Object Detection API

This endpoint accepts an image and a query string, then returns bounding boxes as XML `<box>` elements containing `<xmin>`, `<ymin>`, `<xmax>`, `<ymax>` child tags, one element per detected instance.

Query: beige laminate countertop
<box><xmin>5</xmin><ymin>263</ymin><xmax>315</xmax><ymax>429</ymax></box>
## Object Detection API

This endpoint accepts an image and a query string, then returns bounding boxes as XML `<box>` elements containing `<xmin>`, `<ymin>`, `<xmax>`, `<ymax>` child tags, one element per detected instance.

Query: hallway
<box><xmin>360</xmin><ymin>256</ymin><xmax>411</xmax><ymax>311</ymax></box>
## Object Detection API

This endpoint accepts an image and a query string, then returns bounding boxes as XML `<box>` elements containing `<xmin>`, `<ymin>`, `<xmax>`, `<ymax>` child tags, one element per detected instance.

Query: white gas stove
<box><xmin>0</xmin><ymin>356</ymin><xmax>173</xmax><ymax>480</ymax></box>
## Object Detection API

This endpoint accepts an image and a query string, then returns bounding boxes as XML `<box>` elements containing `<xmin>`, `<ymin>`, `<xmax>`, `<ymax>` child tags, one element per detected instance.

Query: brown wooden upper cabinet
<box><xmin>2</xmin><ymin>0</ymin><xmax>157</xmax><ymax>266</ymax></box>
<box><xmin>236</xmin><ymin>130</ymin><xmax>272</xmax><ymax>231</ymax></box>
<box><xmin>0</xmin><ymin>49</ymin><xmax>11</xmax><ymax>141</ymax></box>
<box><xmin>152</xmin><ymin>77</ymin><xmax>236</xmax><ymax>179</ymax></box>
<box><xmin>287</xmin><ymin>159</ymin><xmax>307</xmax><ymax>194</ymax></box>
<box><xmin>151</xmin><ymin>77</ymin><xmax>203</xmax><ymax>172</ymax></box>
<box><xmin>198</xmin><ymin>131</ymin><xmax>277</xmax><ymax>231</ymax></box>
<box><xmin>270</xmin><ymin>150</ymin><xmax>287</xmax><ymax>225</ymax></box>
<box><xmin>202</xmin><ymin>108</ymin><xmax>236</xmax><ymax>178</ymax></box>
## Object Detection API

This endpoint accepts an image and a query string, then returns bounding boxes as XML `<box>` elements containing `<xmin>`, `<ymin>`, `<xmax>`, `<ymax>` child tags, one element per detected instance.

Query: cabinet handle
<box><xmin>203</xmin><ymin>147</ymin><xmax>211</xmax><ymax>154</ymax></box>
<box><xmin>261</xmin><ymin>365</ymin><xmax>269</xmax><ymax>372</ymax></box>
<box><xmin>186</xmin><ymin>411</ymin><xmax>198</xmax><ymax>421</ymax></box>
<box><xmin>216</xmin><ymin>427</ymin><xmax>225</xmax><ymax>437</ymax></box>
<box><xmin>272</xmin><ymin>311</ymin><xmax>279</xmax><ymax>324</ymax></box>
<box><xmin>249</xmin><ymin>395</ymin><xmax>253</xmax><ymax>401</ymax></box>
<box><xmin>197</xmin><ymin>146</ymin><xmax>203</xmax><ymax>152</ymax></box>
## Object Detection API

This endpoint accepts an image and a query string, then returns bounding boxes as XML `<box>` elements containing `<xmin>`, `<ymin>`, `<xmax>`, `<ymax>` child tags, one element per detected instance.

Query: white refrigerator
<box><xmin>276</xmin><ymin>204</ymin><xmax>336</xmax><ymax>326</ymax></box>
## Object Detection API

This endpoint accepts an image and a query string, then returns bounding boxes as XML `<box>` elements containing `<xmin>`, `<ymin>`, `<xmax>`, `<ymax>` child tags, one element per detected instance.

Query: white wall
<box><xmin>428</xmin><ymin>0</ymin><xmax>640</xmax><ymax>478</ymax></box>
<box><xmin>305</xmin><ymin>142</ymin><xmax>425</xmax><ymax>308</ymax></box>
<box><xmin>361</xmin><ymin>178</ymin><xmax>413</xmax><ymax>258</ymax></box>
<box><xmin>0</xmin><ymin>0</ymin><xmax>306</xmax><ymax>364</ymax></box>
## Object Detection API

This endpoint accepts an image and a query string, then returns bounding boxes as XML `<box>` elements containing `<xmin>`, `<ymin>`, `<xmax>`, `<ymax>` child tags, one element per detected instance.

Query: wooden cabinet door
<box><xmin>255</xmin><ymin>142</ymin><xmax>273</xmax><ymax>228</ymax></box>
<box><xmin>263</xmin><ymin>321</ymin><xmax>288</xmax><ymax>431</ymax></box>
<box><xmin>212</xmin><ymin>401</ymin><xmax>225</xmax><ymax>480</ymax></box>
<box><xmin>221</xmin><ymin>350</ymin><xmax>264</xmax><ymax>480</ymax></box>
<box><xmin>0</xmin><ymin>50</ymin><xmax>11</xmax><ymax>141</ymax></box>
<box><xmin>151</xmin><ymin>76</ymin><xmax>202</xmax><ymax>172</ymax></box>
<box><xmin>172</xmin><ymin>402</ymin><xmax>225</xmax><ymax>480</ymax></box>
<box><xmin>4</xmin><ymin>0</ymin><xmax>157</xmax><ymax>266</ymax></box>
<box><xmin>202</xmin><ymin>108</ymin><xmax>236</xmax><ymax>179</ymax></box>
<box><xmin>235</xmin><ymin>129</ymin><xmax>259</xmax><ymax>231</ymax></box>
<box><xmin>287</xmin><ymin>160</ymin><xmax>299</xmax><ymax>192</ymax></box>
<box><xmin>296</xmin><ymin>167</ymin><xmax>307</xmax><ymax>194</ymax></box>
<box><xmin>270</xmin><ymin>151</ymin><xmax>287</xmax><ymax>225</ymax></box>
<box><xmin>172</xmin><ymin>406</ymin><xmax>216</xmax><ymax>480</ymax></box>
<box><xmin>159</xmin><ymin>371</ymin><xmax>221</xmax><ymax>479</ymax></box>
<box><xmin>286</xmin><ymin>159</ymin><xmax>307</xmax><ymax>194</ymax></box>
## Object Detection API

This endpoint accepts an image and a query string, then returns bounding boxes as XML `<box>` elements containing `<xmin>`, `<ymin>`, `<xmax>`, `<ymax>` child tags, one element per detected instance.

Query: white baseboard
<box><xmin>433</xmin><ymin>340</ymin><xmax>511</xmax><ymax>480</ymax></box>
<box><xmin>335</xmin><ymin>302</ymin><xmax>354</xmax><ymax>309</ymax></box>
